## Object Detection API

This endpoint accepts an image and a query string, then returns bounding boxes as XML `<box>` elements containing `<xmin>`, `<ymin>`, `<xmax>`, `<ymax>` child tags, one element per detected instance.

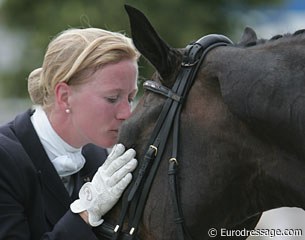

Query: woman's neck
<box><xmin>46</xmin><ymin>106</ymin><xmax>85</xmax><ymax>148</ymax></box>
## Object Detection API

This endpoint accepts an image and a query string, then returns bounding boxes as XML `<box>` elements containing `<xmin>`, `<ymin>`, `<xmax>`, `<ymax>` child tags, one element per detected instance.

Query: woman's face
<box><xmin>68</xmin><ymin>59</ymin><xmax>138</xmax><ymax>148</ymax></box>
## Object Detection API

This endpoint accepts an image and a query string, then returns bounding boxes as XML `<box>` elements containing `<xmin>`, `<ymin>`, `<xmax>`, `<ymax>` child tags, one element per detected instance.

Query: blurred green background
<box><xmin>0</xmin><ymin>0</ymin><xmax>284</xmax><ymax>98</ymax></box>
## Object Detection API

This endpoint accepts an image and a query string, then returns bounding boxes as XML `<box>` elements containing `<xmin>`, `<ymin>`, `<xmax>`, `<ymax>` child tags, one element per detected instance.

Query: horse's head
<box><xmin>116</xmin><ymin>5</ymin><xmax>265</xmax><ymax>239</ymax></box>
<box><xmin>112</xmin><ymin>5</ymin><xmax>305</xmax><ymax>240</ymax></box>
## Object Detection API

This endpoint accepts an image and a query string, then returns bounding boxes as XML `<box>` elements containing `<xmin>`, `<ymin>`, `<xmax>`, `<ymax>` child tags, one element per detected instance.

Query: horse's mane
<box><xmin>240</xmin><ymin>28</ymin><xmax>305</xmax><ymax>48</ymax></box>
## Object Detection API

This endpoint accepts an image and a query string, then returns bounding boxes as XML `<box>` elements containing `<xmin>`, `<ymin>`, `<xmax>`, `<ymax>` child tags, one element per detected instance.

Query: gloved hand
<box><xmin>70</xmin><ymin>143</ymin><xmax>137</xmax><ymax>226</ymax></box>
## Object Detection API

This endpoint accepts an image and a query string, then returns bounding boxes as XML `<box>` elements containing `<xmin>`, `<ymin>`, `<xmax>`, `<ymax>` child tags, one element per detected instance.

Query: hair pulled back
<box><xmin>28</xmin><ymin>28</ymin><xmax>140</xmax><ymax>108</ymax></box>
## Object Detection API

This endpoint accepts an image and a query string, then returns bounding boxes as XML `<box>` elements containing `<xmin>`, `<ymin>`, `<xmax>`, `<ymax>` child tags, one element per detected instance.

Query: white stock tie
<box><xmin>31</xmin><ymin>106</ymin><xmax>86</xmax><ymax>178</ymax></box>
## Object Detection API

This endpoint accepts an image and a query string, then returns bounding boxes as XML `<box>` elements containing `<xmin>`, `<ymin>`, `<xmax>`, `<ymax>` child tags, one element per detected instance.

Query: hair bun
<box><xmin>28</xmin><ymin>68</ymin><xmax>44</xmax><ymax>105</ymax></box>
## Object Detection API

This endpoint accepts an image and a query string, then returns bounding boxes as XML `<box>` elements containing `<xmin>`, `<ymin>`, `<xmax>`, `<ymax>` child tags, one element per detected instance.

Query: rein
<box><xmin>96</xmin><ymin>34</ymin><xmax>233</xmax><ymax>240</ymax></box>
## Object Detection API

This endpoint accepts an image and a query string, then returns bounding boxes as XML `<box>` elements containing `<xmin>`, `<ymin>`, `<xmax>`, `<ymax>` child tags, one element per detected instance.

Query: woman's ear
<box><xmin>54</xmin><ymin>82</ymin><xmax>71</xmax><ymax>110</ymax></box>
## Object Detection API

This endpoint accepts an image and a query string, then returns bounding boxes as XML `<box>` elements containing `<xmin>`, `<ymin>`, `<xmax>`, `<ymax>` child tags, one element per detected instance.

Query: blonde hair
<box><xmin>28</xmin><ymin>28</ymin><xmax>140</xmax><ymax>108</ymax></box>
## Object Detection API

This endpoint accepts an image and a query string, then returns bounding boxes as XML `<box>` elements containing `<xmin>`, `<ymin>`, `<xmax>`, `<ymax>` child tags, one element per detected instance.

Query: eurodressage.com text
<box><xmin>207</xmin><ymin>227</ymin><xmax>303</xmax><ymax>238</ymax></box>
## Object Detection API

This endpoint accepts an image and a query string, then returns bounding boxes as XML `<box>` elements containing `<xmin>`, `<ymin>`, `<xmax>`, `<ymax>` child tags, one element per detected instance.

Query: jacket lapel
<box><xmin>71</xmin><ymin>144</ymin><xmax>108</xmax><ymax>199</ymax></box>
<box><xmin>13</xmin><ymin>109</ymin><xmax>71</xmax><ymax>225</ymax></box>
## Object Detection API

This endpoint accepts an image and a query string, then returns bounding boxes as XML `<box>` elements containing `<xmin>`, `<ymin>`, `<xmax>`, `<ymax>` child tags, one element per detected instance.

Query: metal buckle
<box><xmin>149</xmin><ymin>145</ymin><xmax>158</xmax><ymax>156</ymax></box>
<box><xmin>143</xmin><ymin>80</ymin><xmax>182</xmax><ymax>102</ymax></box>
<box><xmin>169</xmin><ymin>157</ymin><xmax>178</xmax><ymax>165</ymax></box>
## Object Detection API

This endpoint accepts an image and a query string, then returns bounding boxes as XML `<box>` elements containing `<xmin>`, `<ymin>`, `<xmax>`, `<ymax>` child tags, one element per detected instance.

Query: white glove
<box><xmin>70</xmin><ymin>144</ymin><xmax>137</xmax><ymax>226</ymax></box>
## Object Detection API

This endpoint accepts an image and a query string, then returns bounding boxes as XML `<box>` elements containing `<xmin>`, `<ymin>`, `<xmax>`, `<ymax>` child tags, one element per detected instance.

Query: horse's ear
<box><xmin>125</xmin><ymin>5</ymin><xmax>180</xmax><ymax>81</ymax></box>
<box><xmin>238</xmin><ymin>27</ymin><xmax>257</xmax><ymax>46</ymax></box>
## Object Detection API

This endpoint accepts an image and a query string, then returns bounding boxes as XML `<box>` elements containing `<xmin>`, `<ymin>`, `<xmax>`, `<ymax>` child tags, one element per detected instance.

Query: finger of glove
<box><xmin>106</xmin><ymin>158</ymin><xmax>137</xmax><ymax>187</ymax></box>
<box><xmin>111</xmin><ymin>173</ymin><xmax>133</xmax><ymax>198</ymax></box>
<box><xmin>102</xmin><ymin>144</ymin><xmax>125</xmax><ymax>169</ymax></box>
<box><xmin>106</xmin><ymin>148</ymin><xmax>136</xmax><ymax>176</ymax></box>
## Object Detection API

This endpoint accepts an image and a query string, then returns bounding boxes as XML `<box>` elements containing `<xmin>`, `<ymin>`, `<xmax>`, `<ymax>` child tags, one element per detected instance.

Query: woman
<box><xmin>0</xmin><ymin>27</ymin><xmax>140</xmax><ymax>239</ymax></box>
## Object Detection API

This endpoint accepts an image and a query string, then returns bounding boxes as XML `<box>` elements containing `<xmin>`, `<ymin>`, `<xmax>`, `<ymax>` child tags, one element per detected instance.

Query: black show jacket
<box><xmin>0</xmin><ymin>109</ymin><xmax>108</xmax><ymax>239</ymax></box>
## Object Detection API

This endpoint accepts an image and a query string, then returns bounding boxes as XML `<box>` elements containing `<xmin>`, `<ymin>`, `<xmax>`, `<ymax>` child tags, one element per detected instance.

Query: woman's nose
<box><xmin>116</xmin><ymin>100</ymin><xmax>132</xmax><ymax>120</ymax></box>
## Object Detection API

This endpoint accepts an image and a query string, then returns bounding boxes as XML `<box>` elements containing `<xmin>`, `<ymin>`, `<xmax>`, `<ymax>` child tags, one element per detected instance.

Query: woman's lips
<box><xmin>109</xmin><ymin>129</ymin><xmax>119</xmax><ymax>136</ymax></box>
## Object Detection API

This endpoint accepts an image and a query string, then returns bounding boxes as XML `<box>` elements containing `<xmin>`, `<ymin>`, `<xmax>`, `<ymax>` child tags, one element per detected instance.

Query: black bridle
<box><xmin>96</xmin><ymin>34</ymin><xmax>233</xmax><ymax>240</ymax></box>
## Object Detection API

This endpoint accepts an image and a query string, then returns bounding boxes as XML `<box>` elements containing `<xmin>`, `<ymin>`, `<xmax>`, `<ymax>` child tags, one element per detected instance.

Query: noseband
<box><xmin>97</xmin><ymin>34</ymin><xmax>233</xmax><ymax>240</ymax></box>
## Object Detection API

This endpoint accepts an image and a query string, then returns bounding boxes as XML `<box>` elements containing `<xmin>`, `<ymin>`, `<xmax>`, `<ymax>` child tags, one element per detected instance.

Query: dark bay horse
<box><xmin>97</xmin><ymin>5</ymin><xmax>305</xmax><ymax>240</ymax></box>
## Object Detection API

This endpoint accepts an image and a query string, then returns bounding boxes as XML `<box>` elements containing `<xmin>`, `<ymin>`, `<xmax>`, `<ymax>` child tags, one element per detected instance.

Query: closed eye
<box><xmin>106</xmin><ymin>97</ymin><xmax>118</xmax><ymax>103</ymax></box>
<box><xmin>128</xmin><ymin>97</ymin><xmax>135</xmax><ymax>104</ymax></box>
